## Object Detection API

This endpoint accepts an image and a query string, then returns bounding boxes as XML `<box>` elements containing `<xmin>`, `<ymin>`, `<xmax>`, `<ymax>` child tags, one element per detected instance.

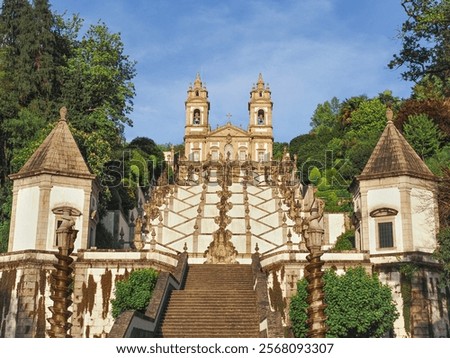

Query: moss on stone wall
<box><xmin>400</xmin><ymin>265</ymin><xmax>416</xmax><ymax>335</ymax></box>
<box><xmin>0</xmin><ymin>270</ymin><xmax>17</xmax><ymax>337</ymax></box>
<box><xmin>101</xmin><ymin>270</ymin><xmax>112</xmax><ymax>319</ymax></box>
<box><xmin>268</xmin><ymin>269</ymin><xmax>286</xmax><ymax>320</ymax></box>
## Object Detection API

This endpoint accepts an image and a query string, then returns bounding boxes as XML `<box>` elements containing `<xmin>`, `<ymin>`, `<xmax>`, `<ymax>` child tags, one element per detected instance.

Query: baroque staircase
<box><xmin>158</xmin><ymin>264</ymin><xmax>260</xmax><ymax>337</ymax></box>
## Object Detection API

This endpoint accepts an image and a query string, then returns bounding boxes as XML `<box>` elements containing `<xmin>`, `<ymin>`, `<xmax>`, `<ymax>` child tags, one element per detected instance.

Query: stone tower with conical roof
<box><xmin>352</xmin><ymin>109</ymin><xmax>439</xmax><ymax>255</ymax></box>
<box><xmin>351</xmin><ymin>109</ymin><xmax>444</xmax><ymax>337</ymax></box>
<box><xmin>8</xmin><ymin>108</ymin><xmax>99</xmax><ymax>252</ymax></box>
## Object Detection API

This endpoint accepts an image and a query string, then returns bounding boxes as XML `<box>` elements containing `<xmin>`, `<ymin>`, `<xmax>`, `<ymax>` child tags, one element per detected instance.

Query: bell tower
<box><xmin>184</xmin><ymin>73</ymin><xmax>210</xmax><ymax>161</ymax></box>
<box><xmin>248</xmin><ymin>73</ymin><xmax>273</xmax><ymax>161</ymax></box>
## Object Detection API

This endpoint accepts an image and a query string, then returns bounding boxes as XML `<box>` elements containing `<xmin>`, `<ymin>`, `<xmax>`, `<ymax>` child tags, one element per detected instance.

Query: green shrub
<box><xmin>289</xmin><ymin>267</ymin><xmax>399</xmax><ymax>337</ymax></box>
<box><xmin>111</xmin><ymin>268</ymin><xmax>159</xmax><ymax>318</ymax></box>
<box><xmin>333</xmin><ymin>230</ymin><xmax>355</xmax><ymax>251</ymax></box>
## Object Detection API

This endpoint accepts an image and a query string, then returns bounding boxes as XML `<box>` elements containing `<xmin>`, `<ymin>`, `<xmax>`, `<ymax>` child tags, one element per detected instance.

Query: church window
<box><xmin>257</xmin><ymin>110</ymin><xmax>265</xmax><ymax>125</ymax></box>
<box><xmin>193</xmin><ymin>109</ymin><xmax>201</xmax><ymax>125</ymax></box>
<box><xmin>259</xmin><ymin>91</ymin><xmax>262</xmax><ymax>97</ymax></box>
<box><xmin>378</xmin><ymin>222</ymin><xmax>394</xmax><ymax>248</ymax></box>
<box><xmin>212</xmin><ymin>151</ymin><xmax>219</xmax><ymax>161</ymax></box>
<box><xmin>258</xmin><ymin>151</ymin><xmax>265</xmax><ymax>162</ymax></box>
<box><xmin>195</xmin><ymin>90</ymin><xmax>199</xmax><ymax>96</ymax></box>
<box><xmin>193</xmin><ymin>151</ymin><xmax>200</xmax><ymax>162</ymax></box>
<box><xmin>239</xmin><ymin>151</ymin><xmax>246</xmax><ymax>161</ymax></box>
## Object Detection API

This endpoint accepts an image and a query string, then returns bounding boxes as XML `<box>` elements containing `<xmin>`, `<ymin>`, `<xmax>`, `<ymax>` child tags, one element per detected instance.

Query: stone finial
<box><xmin>59</xmin><ymin>107</ymin><xmax>67</xmax><ymax>122</ymax></box>
<box><xmin>386</xmin><ymin>107</ymin><xmax>393</xmax><ymax>123</ymax></box>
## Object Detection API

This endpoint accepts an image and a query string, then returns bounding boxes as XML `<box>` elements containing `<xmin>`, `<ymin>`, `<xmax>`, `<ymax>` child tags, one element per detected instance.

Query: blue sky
<box><xmin>50</xmin><ymin>0</ymin><xmax>413</xmax><ymax>145</ymax></box>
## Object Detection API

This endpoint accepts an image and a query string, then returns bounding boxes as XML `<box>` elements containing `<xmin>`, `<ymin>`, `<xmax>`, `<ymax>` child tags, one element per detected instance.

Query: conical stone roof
<box><xmin>358</xmin><ymin>119</ymin><xmax>436</xmax><ymax>181</ymax></box>
<box><xmin>10</xmin><ymin>107</ymin><xmax>95</xmax><ymax>180</ymax></box>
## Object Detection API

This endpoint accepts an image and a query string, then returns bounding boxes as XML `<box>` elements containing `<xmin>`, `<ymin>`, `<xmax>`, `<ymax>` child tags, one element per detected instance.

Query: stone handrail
<box><xmin>251</xmin><ymin>253</ymin><xmax>284</xmax><ymax>338</ymax></box>
<box><xmin>108</xmin><ymin>252</ymin><xmax>188</xmax><ymax>338</ymax></box>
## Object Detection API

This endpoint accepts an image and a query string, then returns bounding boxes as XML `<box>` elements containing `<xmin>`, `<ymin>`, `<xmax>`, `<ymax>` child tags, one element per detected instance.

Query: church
<box><xmin>0</xmin><ymin>74</ymin><xmax>448</xmax><ymax>338</ymax></box>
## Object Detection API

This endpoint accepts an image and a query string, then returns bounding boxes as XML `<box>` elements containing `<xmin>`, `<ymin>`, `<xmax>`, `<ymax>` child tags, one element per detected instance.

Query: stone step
<box><xmin>158</xmin><ymin>264</ymin><xmax>259</xmax><ymax>338</ymax></box>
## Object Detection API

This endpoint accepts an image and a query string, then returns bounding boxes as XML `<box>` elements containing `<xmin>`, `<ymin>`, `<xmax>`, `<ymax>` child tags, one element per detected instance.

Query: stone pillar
<box><xmin>47</xmin><ymin>215</ymin><xmax>78</xmax><ymax>338</ymax></box>
<box><xmin>399</xmin><ymin>186</ymin><xmax>413</xmax><ymax>251</ymax></box>
<box><xmin>304</xmin><ymin>228</ymin><xmax>327</xmax><ymax>338</ymax></box>
<box><xmin>36</xmin><ymin>181</ymin><xmax>52</xmax><ymax>250</ymax></box>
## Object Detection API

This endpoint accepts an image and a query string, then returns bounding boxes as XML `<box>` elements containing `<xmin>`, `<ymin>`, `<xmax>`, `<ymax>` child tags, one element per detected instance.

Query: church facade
<box><xmin>184</xmin><ymin>73</ymin><xmax>273</xmax><ymax>162</ymax></box>
<box><xmin>0</xmin><ymin>75</ymin><xmax>448</xmax><ymax>338</ymax></box>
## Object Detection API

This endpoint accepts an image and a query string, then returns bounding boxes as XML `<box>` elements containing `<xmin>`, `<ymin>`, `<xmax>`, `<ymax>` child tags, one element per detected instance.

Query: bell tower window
<box><xmin>257</xmin><ymin>110</ymin><xmax>265</xmax><ymax>125</ymax></box>
<box><xmin>193</xmin><ymin>109</ymin><xmax>201</xmax><ymax>125</ymax></box>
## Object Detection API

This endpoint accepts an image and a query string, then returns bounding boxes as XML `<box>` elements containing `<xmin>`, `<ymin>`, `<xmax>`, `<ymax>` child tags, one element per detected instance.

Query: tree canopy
<box><xmin>389</xmin><ymin>0</ymin><xmax>450</xmax><ymax>95</ymax></box>
<box><xmin>0</xmin><ymin>0</ymin><xmax>139</xmax><ymax>251</ymax></box>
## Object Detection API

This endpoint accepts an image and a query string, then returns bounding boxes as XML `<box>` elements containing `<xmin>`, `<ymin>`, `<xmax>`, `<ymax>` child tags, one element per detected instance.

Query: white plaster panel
<box><xmin>230</xmin><ymin>192</ymin><xmax>243</xmax><ymax>203</ymax></box>
<box><xmin>178</xmin><ymin>206</ymin><xmax>201</xmax><ymax>219</ymax></box>
<box><xmin>254</xmin><ymin>187</ymin><xmax>274</xmax><ymax>201</ymax></box>
<box><xmin>257</xmin><ymin>200</ymin><xmax>278</xmax><ymax>213</ymax></box>
<box><xmin>48</xmin><ymin>186</ymin><xmax>85</xmax><ymax>251</ymax></box>
<box><xmin>228</xmin><ymin>218</ymin><xmax>246</xmax><ymax>234</ymax></box>
<box><xmin>230</xmin><ymin>235</ymin><xmax>246</xmax><ymax>253</ymax></box>
<box><xmin>367</xmin><ymin>187</ymin><xmax>400</xmax><ymax>212</ymax></box>
<box><xmin>13</xmin><ymin>187</ymin><xmax>40</xmax><ymax>251</ymax></box>
<box><xmin>249</xmin><ymin>219</ymin><xmax>273</xmax><ymax>236</ymax></box>
<box><xmin>249</xmin><ymin>206</ymin><xmax>271</xmax><ymax>220</ymax></box>
<box><xmin>411</xmin><ymin>188</ymin><xmax>437</xmax><ymax>252</ymax></box>
<box><xmin>170</xmin><ymin>220</ymin><xmax>195</xmax><ymax>235</ymax></box>
<box><xmin>261</xmin><ymin>227</ymin><xmax>284</xmax><ymax>245</ymax></box>
<box><xmin>165</xmin><ymin>211</ymin><xmax>188</xmax><ymax>227</ymax></box>
<box><xmin>246</xmin><ymin>186</ymin><xmax>263</xmax><ymax>195</ymax></box>
<box><xmin>326</xmin><ymin>213</ymin><xmax>346</xmax><ymax>246</ymax></box>
<box><xmin>170</xmin><ymin>198</ymin><xmax>192</xmax><ymax>211</ymax></box>
<box><xmin>180</xmin><ymin>194</ymin><xmax>202</xmax><ymax>207</ymax></box>
<box><xmin>200</xmin><ymin>218</ymin><xmax>216</xmax><ymax>233</ymax></box>
<box><xmin>162</xmin><ymin>227</ymin><xmax>186</xmax><ymax>244</ymax></box>
<box><xmin>228</xmin><ymin>204</ymin><xmax>244</xmax><ymax>217</ymax></box>
<box><xmin>203</xmin><ymin>204</ymin><xmax>219</xmax><ymax>217</ymax></box>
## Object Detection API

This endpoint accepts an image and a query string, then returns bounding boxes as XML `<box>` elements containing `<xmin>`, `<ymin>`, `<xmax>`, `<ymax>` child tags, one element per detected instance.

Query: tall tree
<box><xmin>389</xmin><ymin>0</ymin><xmax>450</xmax><ymax>94</ymax></box>
<box><xmin>403</xmin><ymin>113</ymin><xmax>444</xmax><ymax>159</ymax></box>
<box><xmin>60</xmin><ymin>22</ymin><xmax>136</xmax><ymax>141</ymax></box>
<box><xmin>310</xmin><ymin>97</ymin><xmax>340</xmax><ymax>130</ymax></box>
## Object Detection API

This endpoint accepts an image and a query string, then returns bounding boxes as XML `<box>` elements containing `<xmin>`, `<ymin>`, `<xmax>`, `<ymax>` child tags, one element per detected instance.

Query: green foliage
<box><xmin>61</xmin><ymin>22</ymin><xmax>136</xmax><ymax>135</ymax></box>
<box><xmin>333</xmin><ymin>230</ymin><xmax>355</xmax><ymax>251</ymax></box>
<box><xmin>0</xmin><ymin>2</ymin><xmax>137</xmax><ymax>249</ymax></box>
<box><xmin>308</xmin><ymin>166</ymin><xmax>321</xmax><ymax>185</ymax></box>
<box><xmin>272</xmin><ymin>142</ymin><xmax>288</xmax><ymax>161</ymax></box>
<box><xmin>0</xmin><ymin>182</ymin><xmax>12</xmax><ymax>253</ymax></box>
<box><xmin>426</xmin><ymin>144</ymin><xmax>450</xmax><ymax>176</ymax></box>
<box><xmin>310</xmin><ymin>97</ymin><xmax>340</xmax><ymax>130</ymax></box>
<box><xmin>290</xmin><ymin>267</ymin><xmax>399</xmax><ymax>337</ymax></box>
<box><xmin>346</xmin><ymin>98</ymin><xmax>387</xmax><ymax>135</ymax></box>
<box><xmin>111</xmin><ymin>268</ymin><xmax>159</xmax><ymax>319</ymax></box>
<box><xmin>389</xmin><ymin>0</ymin><xmax>450</xmax><ymax>94</ymax></box>
<box><xmin>289</xmin><ymin>279</ymin><xmax>308</xmax><ymax>338</ymax></box>
<box><xmin>434</xmin><ymin>226</ymin><xmax>450</xmax><ymax>288</ymax></box>
<box><xmin>403</xmin><ymin>113</ymin><xmax>444</xmax><ymax>159</ymax></box>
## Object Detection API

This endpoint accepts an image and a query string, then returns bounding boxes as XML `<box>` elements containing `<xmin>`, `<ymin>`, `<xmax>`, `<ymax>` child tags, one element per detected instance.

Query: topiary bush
<box><xmin>111</xmin><ymin>268</ymin><xmax>159</xmax><ymax>318</ymax></box>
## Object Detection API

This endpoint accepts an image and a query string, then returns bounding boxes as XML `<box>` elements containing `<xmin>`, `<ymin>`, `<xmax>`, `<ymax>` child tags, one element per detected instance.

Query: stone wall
<box><xmin>0</xmin><ymin>249</ymin><xmax>178</xmax><ymax>338</ymax></box>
